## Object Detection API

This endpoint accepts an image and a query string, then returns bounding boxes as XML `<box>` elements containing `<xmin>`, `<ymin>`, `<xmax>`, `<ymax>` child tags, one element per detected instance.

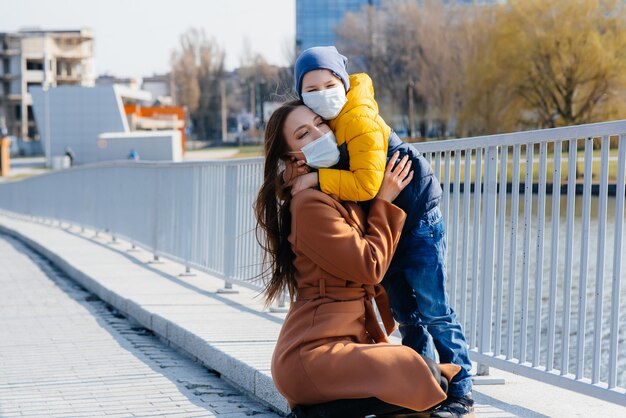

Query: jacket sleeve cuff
<box><xmin>318</xmin><ymin>168</ymin><xmax>340</xmax><ymax>196</ymax></box>
<box><xmin>371</xmin><ymin>198</ymin><xmax>407</xmax><ymax>232</ymax></box>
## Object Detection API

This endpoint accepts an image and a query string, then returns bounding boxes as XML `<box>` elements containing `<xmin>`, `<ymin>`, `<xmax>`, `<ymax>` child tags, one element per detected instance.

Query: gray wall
<box><xmin>98</xmin><ymin>131</ymin><xmax>182</xmax><ymax>162</ymax></box>
<box><xmin>30</xmin><ymin>85</ymin><xmax>127</xmax><ymax>165</ymax></box>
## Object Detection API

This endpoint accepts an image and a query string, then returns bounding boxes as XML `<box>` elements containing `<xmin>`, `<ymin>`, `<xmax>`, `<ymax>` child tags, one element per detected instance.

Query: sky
<box><xmin>2</xmin><ymin>0</ymin><xmax>296</xmax><ymax>78</ymax></box>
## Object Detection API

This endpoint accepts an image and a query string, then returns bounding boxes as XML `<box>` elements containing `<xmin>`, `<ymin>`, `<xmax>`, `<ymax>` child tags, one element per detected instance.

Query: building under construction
<box><xmin>0</xmin><ymin>28</ymin><xmax>95</xmax><ymax>142</ymax></box>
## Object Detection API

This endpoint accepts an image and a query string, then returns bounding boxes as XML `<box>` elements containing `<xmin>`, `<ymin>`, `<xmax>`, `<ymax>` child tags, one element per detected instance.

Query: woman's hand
<box><xmin>288</xmin><ymin>172</ymin><xmax>319</xmax><ymax>196</ymax></box>
<box><xmin>282</xmin><ymin>157</ymin><xmax>310</xmax><ymax>184</ymax></box>
<box><xmin>377</xmin><ymin>151</ymin><xmax>413</xmax><ymax>203</ymax></box>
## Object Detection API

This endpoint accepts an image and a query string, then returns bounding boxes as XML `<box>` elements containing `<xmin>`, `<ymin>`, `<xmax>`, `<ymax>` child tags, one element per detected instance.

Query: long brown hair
<box><xmin>255</xmin><ymin>100</ymin><xmax>303</xmax><ymax>306</ymax></box>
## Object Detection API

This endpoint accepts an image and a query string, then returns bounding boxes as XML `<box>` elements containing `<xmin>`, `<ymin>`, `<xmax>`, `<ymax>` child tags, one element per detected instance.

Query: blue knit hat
<box><xmin>294</xmin><ymin>46</ymin><xmax>350</xmax><ymax>99</ymax></box>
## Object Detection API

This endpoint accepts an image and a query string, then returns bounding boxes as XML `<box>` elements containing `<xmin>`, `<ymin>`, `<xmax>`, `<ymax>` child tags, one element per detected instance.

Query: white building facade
<box><xmin>0</xmin><ymin>28</ymin><xmax>95</xmax><ymax>141</ymax></box>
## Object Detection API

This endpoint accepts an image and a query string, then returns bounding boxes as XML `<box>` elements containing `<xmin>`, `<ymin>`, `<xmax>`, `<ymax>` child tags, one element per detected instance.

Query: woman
<box><xmin>255</xmin><ymin>101</ymin><xmax>460</xmax><ymax>417</ymax></box>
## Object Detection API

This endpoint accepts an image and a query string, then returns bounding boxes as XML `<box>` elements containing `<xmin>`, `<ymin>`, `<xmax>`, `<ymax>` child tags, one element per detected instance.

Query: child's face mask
<box><xmin>302</xmin><ymin>86</ymin><xmax>347</xmax><ymax>120</ymax></box>
<box><xmin>290</xmin><ymin>130</ymin><xmax>340</xmax><ymax>169</ymax></box>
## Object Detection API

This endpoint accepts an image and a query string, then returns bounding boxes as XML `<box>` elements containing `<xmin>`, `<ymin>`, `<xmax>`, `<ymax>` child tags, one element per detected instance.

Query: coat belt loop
<box><xmin>319</xmin><ymin>279</ymin><xmax>326</xmax><ymax>297</ymax></box>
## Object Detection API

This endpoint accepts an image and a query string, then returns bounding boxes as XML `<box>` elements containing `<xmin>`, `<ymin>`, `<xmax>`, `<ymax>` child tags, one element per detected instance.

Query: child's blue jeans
<box><xmin>382</xmin><ymin>205</ymin><xmax>473</xmax><ymax>397</ymax></box>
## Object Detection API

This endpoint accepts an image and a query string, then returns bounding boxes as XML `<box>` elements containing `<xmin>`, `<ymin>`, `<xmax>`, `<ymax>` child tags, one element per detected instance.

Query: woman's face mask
<box><xmin>288</xmin><ymin>130</ymin><xmax>340</xmax><ymax>169</ymax></box>
<box><xmin>283</xmin><ymin>105</ymin><xmax>340</xmax><ymax>168</ymax></box>
<box><xmin>302</xmin><ymin>85</ymin><xmax>348</xmax><ymax>120</ymax></box>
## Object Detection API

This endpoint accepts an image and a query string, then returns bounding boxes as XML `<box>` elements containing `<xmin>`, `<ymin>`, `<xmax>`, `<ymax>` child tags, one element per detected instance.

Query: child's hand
<box><xmin>288</xmin><ymin>172</ymin><xmax>319</xmax><ymax>196</ymax></box>
<box><xmin>283</xmin><ymin>157</ymin><xmax>310</xmax><ymax>184</ymax></box>
<box><xmin>377</xmin><ymin>151</ymin><xmax>413</xmax><ymax>203</ymax></box>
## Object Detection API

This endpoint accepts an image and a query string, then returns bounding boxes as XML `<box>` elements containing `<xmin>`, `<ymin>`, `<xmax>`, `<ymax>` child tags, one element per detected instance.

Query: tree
<box><xmin>456</xmin><ymin>4</ymin><xmax>523</xmax><ymax>136</ymax></box>
<box><xmin>337</xmin><ymin>3</ymin><xmax>419</xmax><ymax>129</ymax></box>
<box><xmin>410</xmin><ymin>0</ymin><xmax>474</xmax><ymax>138</ymax></box>
<box><xmin>462</xmin><ymin>0</ymin><xmax>626</xmax><ymax>134</ymax></box>
<box><xmin>238</xmin><ymin>53</ymin><xmax>276</xmax><ymax>114</ymax></box>
<box><xmin>275</xmin><ymin>36</ymin><xmax>297</xmax><ymax>102</ymax></box>
<box><xmin>171</xmin><ymin>28</ymin><xmax>226</xmax><ymax>141</ymax></box>
<box><xmin>237</xmin><ymin>38</ymin><xmax>296</xmax><ymax>131</ymax></box>
<box><xmin>336</xmin><ymin>0</ymin><xmax>474</xmax><ymax>139</ymax></box>
<box><xmin>336</xmin><ymin>0</ymin><xmax>626</xmax><ymax>137</ymax></box>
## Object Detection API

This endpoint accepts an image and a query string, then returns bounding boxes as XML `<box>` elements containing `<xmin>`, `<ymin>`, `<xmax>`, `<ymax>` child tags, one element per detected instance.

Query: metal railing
<box><xmin>0</xmin><ymin>119</ymin><xmax>624</xmax><ymax>405</ymax></box>
<box><xmin>417</xmin><ymin>120</ymin><xmax>626</xmax><ymax>405</ymax></box>
<box><xmin>0</xmin><ymin>158</ymin><xmax>265</xmax><ymax>292</ymax></box>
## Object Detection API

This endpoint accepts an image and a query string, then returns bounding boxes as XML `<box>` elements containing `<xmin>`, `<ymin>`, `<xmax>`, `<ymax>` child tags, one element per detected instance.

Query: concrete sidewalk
<box><xmin>1</xmin><ymin>212</ymin><xmax>624</xmax><ymax>418</ymax></box>
<box><xmin>0</xmin><ymin>233</ymin><xmax>279</xmax><ymax>418</ymax></box>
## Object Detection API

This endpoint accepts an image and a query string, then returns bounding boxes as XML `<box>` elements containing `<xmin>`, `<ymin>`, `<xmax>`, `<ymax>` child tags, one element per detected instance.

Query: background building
<box><xmin>30</xmin><ymin>84</ymin><xmax>182</xmax><ymax>165</ymax></box>
<box><xmin>295</xmin><ymin>0</ymin><xmax>501</xmax><ymax>53</ymax></box>
<box><xmin>141</xmin><ymin>74</ymin><xmax>173</xmax><ymax>106</ymax></box>
<box><xmin>96</xmin><ymin>74</ymin><xmax>138</xmax><ymax>89</ymax></box>
<box><xmin>0</xmin><ymin>28</ymin><xmax>95</xmax><ymax>143</ymax></box>
<box><xmin>296</xmin><ymin>0</ymin><xmax>381</xmax><ymax>52</ymax></box>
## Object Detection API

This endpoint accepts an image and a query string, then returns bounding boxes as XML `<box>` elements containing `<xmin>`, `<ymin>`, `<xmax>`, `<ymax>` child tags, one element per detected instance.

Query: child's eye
<box><xmin>298</xmin><ymin>131</ymin><xmax>309</xmax><ymax>139</ymax></box>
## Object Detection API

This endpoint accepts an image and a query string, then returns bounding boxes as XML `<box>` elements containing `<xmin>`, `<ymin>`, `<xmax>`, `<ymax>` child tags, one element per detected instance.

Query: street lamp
<box><xmin>259</xmin><ymin>79</ymin><xmax>266</xmax><ymax>128</ymax></box>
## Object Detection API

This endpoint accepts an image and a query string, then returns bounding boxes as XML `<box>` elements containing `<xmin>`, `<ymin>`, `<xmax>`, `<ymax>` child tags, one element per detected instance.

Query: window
<box><xmin>26</xmin><ymin>60</ymin><xmax>44</xmax><ymax>71</ymax></box>
<box><xmin>28</xmin><ymin>124</ymin><xmax>38</xmax><ymax>139</ymax></box>
<box><xmin>27</xmin><ymin>82</ymin><xmax>42</xmax><ymax>92</ymax></box>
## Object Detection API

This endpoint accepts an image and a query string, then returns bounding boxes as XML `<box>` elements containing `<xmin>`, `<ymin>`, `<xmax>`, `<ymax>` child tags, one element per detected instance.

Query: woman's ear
<box><xmin>285</xmin><ymin>151</ymin><xmax>306</xmax><ymax>162</ymax></box>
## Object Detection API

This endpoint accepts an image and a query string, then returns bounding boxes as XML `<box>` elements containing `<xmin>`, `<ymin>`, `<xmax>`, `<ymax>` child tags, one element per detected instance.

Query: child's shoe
<box><xmin>429</xmin><ymin>392</ymin><xmax>475</xmax><ymax>417</ymax></box>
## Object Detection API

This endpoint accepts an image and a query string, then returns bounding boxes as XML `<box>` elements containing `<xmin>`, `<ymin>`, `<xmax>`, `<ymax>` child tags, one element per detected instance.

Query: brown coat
<box><xmin>271</xmin><ymin>189</ymin><xmax>460</xmax><ymax>412</ymax></box>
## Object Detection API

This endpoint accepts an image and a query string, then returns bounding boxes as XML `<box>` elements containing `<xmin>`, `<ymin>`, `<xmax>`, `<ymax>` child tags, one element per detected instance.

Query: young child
<box><xmin>286</xmin><ymin>46</ymin><xmax>475</xmax><ymax>417</ymax></box>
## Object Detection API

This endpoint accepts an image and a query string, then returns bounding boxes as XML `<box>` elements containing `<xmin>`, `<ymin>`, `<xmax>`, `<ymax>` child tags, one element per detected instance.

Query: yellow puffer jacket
<box><xmin>319</xmin><ymin>73</ymin><xmax>391</xmax><ymax>202</ymax></box>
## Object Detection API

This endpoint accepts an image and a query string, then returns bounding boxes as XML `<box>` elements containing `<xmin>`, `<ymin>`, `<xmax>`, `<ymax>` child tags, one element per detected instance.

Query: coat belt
<box><xmin>296</xmin><ymin>279</ymin><xmax>397</xmax><ymax>343</ymax></box>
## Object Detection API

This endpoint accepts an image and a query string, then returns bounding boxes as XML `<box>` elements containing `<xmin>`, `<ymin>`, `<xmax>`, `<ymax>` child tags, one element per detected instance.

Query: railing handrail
<box><xmin>2</xmin><ymin>156</ymin><xmax>266</xmax><ymax>181</ymax></box>
<box><xmin>413</xmin><ymin>118</ymin><xmax>626</xmax><ymax>152</ymax></box>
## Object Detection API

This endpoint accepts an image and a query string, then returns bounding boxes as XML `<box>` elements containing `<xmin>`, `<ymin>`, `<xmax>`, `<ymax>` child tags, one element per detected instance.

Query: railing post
<box><xmin>180</xmin><ymin>167</ymin><xmax>198</xmax><ymax>277</ymax></box>
<box><xmin>270</xmin><ymin>291</ymin><xmax>289</xmax><ymax>313</ymax></box>
<box><xmin>179</xmin><ymin>265</ymin><xmax>195</xmax><ymax>277</ymax></box>
<box><xmin>608</xmin><ymin>134</ymin><xmax>626</xmax><ymax>388</ymax></box>
<box><xmin>150</xmin><ymin>168</ymin><xmax>164</xmax><ymax>264</ymax></box>
<box><xmin>219</xmin><ymin>165</ymin><xmax>239</xmax><ymax>294</ymax></box>
<box><xmin>478</xmin><ymin>146</ymin><xmax>498</xmax><ymax>375</ymax></box>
